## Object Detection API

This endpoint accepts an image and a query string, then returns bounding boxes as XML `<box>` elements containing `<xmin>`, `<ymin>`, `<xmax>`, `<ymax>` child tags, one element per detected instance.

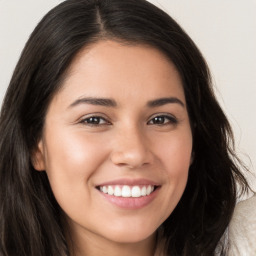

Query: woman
<box><xmin>0</xmin><ymin>0</ymin><xmax>249</xmax><ymax>255</ymax></box>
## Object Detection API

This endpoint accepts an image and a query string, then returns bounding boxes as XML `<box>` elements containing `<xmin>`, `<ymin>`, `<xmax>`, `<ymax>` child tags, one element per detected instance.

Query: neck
<box><xmin>63</xmin><ymin>218</ymin><xmax>159</xmax><ymax>256</ymax></box>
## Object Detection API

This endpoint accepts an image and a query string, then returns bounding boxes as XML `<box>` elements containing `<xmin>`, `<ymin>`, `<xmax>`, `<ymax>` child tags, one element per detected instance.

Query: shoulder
<box><xmin>228</xmin><ymin>194</ymin><xmax>256</xmax><ymax>255</ymax></box>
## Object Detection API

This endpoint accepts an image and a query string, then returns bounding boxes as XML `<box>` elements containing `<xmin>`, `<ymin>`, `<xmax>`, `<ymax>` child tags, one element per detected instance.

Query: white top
<box><xmin>228</xmin><ymin>194</ymin><xmax>256</xmax><ymax>256</ymax></box>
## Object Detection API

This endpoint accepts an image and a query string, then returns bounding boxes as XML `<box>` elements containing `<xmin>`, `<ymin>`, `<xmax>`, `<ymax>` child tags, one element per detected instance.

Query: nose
<box><xmin>110</xmin><ymin>126</ymin><xmax>153</xmax><ymax>169</ymax></box>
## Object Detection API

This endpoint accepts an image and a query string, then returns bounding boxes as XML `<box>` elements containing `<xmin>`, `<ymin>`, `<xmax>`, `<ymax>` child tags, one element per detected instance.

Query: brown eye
<box><xmin>148</xmin><ymin>115</ymin><xmax>178</xmax><ymax>125</ymax></box>
<box><xmin>80</xmin><ymin>116</ymin><xmax>110</xmax><ymax>126</ymax></box>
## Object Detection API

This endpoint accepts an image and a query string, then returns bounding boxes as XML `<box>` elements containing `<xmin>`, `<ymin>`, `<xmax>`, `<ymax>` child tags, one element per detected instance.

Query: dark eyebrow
<box><xmin>68</xmin><ymin>96</ymin><xmax>184</xmax><ymax>109</ymax></box>
<box><xmin>147</xmin><ymin>97</ymin><xmax>185</xmax><ymax>108</ymax></box>
<box><xmin>68</xmin><ymin>97</ymin><xmax>117</xmax><ymax>108</ymax></box>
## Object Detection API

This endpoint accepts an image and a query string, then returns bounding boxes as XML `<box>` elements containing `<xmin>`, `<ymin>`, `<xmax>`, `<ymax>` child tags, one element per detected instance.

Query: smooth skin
<box><xmin>33</xmin><ymin>40</ymin><xmax>193</xmax><ymax>256</ymax></box>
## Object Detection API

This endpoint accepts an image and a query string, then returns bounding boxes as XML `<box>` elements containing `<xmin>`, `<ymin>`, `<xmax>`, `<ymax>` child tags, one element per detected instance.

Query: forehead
<box><xmin>54</xmin><ymin>40</ymin><xmax>185</xmax><ymax>106</ymax></box>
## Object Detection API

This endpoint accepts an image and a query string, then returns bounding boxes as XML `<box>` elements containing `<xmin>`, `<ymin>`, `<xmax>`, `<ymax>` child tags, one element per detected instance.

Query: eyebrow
<box><xmin>147</xmin><ymin>97</ymin><xmax>185</xmax><ymax>108</ymax></box>
<box><xmin>68</xmin><ymin>96</ymin><xmax>185</xmax><ymax>108</ymax></box>
<box><xmin>69</xmin><ymin>97</ymin><xmax>117</xmax><ymax>108</ymax></box>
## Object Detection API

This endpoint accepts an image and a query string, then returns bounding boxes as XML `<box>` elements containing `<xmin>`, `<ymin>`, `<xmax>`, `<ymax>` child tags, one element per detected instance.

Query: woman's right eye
<box><xmin>79</xmin><ymin>116</ymin><xmax>110</xmax><ymax>126</ymax></box>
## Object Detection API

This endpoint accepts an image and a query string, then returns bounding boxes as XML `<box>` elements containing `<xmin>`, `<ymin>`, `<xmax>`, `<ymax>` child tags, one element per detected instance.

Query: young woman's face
<box><xmin>34</xmin><ymin>41</ymin><xmax>192</xmax><ymax>249</ymax></box>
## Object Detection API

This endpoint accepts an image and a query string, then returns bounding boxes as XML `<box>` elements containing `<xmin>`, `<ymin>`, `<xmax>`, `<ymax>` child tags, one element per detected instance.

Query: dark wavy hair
<box><xmin>0</xmin><ymin>0</ymin><xmax>249</xmax><ymax>255</ymax></box>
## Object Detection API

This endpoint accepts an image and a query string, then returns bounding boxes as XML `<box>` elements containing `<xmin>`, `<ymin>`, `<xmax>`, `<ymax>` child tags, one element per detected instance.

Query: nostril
<box><xmin>110</xmin><ymin>149</ymin><xmax>152</xmax><ymax>169</ymax></box>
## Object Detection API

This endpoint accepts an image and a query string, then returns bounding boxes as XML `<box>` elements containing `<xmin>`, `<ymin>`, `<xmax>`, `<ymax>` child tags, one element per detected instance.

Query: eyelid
<box><xmin>78</xmin><ymin>113</ymin><xmax>112</xmax><ymax>126</ymax></box>
<box><xmin>147</xmin><ymin>113</ymin><xmax>178</xmax><ymax>125</ymax></box>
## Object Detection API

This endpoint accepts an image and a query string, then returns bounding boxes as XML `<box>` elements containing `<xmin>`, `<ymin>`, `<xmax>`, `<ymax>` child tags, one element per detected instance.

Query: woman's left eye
<box><xmin>80</xmin><ymin>116</ymin><xmax>110</xmax><ymax>126</ymax></box>
<box><xmin>147</xmin><ymin>115</ymin><xmax>178</xmax><ymax>125</ymax></box>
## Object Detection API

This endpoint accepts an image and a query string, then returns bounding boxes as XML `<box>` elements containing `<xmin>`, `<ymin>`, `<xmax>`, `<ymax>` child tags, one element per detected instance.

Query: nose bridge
<box><xmin>110</xmin><ymin>123</ymin><xmax>151</xmax><ymax>168</ymax></box>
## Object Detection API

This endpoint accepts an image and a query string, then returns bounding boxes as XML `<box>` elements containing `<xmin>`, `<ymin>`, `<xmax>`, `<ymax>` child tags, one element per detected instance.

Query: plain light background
<box><xmin>0</xmin><ymin>0</ymin><xmax>255</xmax><ymax>189</ymax></box>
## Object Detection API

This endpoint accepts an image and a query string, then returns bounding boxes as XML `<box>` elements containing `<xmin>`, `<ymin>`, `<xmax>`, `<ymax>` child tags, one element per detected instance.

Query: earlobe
<box><xmin>31</xmin><ymin>140</ymin><xmax>46</xmax><ymax>171</ymax></box>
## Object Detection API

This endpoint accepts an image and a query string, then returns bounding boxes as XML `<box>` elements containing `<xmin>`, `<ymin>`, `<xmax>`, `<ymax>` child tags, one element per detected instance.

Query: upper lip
<box><xmin>96</xmin><ymin>178</ymin><xmax>160</xmax><ymax>187</ymax></box>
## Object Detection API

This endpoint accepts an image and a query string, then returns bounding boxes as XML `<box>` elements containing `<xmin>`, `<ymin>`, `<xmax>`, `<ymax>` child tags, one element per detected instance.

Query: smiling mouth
<box><xmin>96</xmin><ymin>185</ymin><xmax>158</xmax><ymax>198</ymax></box>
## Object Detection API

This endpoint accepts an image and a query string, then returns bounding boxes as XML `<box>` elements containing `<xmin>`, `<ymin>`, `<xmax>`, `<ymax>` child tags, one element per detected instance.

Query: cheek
<box><xmin>46</xmin><ymin>130</ymin><xmax>107</xmax><ymax>171</ymax></box>
<box><xmin>156</xmin><ymin>130</ymin><xmax>192</xmax><ymax>175</ymax></box>
<box><xmin>43</xmin><ymin>130</ymin><xmax>109</xmax><ymax>201</ymax></box>
<box><xmin>154</xmin><ymin>131</ymin><xmax>192</xmax><ymax>211</ymax></box>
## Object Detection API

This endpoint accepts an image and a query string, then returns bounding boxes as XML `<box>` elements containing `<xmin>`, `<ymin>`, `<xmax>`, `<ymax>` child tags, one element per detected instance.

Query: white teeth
<box><xmin>102</xmin><ymin>186</ymin><xmax>107</xmax><ymax>193</ymax></box>
<box><xmin>141</xmin><ymin>186</ymin><xmax>147</xmax><ymax>196</ymax></box>
<box><xmin>108</xmin><ymin>186</ymin><xmax>114</xmax><ymax>195</ymax></box>
<box><xmin>131</xmin><ymin>186</ymin><xmax>141</xmax><ymax>197</ymax></box>
<box><xmin>146</xmin><ymin>186</ymin><xmax>152</xmax><ymax>195</ymax></box>
<box><xmin>122</xmin><ymin>185</ymin><xmax>131</xmax><ymax>197</ymax></box>
<box><xmin>114</xmin><ymin>186</ymin><xmax>122</xmax><ymax>197</ymax></box>
<box><xmin>99</xmin><ymin>185</ymin><xmax>155</xmax><ymax>198</ymax></box>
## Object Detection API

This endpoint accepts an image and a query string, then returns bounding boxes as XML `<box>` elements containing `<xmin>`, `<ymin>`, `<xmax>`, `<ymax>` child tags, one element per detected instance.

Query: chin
<box><xmin>101</xmin><ymin>221</ymin><xmax>158</xmax><ymax>244</ymax></box>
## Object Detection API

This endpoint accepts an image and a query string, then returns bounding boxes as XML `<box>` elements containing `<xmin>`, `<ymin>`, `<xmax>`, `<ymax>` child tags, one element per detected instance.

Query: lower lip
<box><xmin>98</xmin><ymin>188</ymin><xmax>159</xmax><ymax>209</ymax></box>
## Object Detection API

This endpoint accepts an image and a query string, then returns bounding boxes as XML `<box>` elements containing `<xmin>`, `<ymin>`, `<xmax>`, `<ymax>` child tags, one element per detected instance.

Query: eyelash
<box><xmin>79</xmin><ymin>114</ymin><xmax>178</xmax><ymax>127</ymax></box>
<box><xmin>147</xmin><ymin>115</ymin><xmax>178</xmax><ymax>125</ymax></box>
<box><xmin>79</xmin><ymin>116</ymin><xmax>110</xmax><ymax>126</ymax></box>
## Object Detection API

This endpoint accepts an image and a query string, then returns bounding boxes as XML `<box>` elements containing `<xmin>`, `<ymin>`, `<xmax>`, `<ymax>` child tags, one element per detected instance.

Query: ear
<box><xmin>31</xmin><ymin>140</ymin><xmax>46</xmax><ymax>171</ymax></box>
